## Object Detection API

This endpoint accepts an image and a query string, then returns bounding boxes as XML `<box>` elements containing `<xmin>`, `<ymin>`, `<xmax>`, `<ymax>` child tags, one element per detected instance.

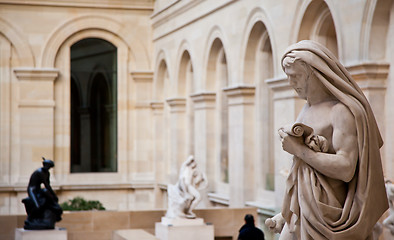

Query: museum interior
<box><xmin>0</xmin><ymin>0</ymin><xmax>393</xmax><ymax>239</ymax></box>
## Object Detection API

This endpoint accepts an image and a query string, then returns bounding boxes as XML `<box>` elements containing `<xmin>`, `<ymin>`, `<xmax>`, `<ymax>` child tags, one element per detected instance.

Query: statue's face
<box><xmin>284</xmin><ymin>61</ymin><xmax>309</xmax><ymax>100</ymax></box>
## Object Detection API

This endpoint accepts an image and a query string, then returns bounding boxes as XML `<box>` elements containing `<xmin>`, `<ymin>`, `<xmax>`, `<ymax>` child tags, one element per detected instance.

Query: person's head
<box><xmin>244</xmin><ymin>214</ymin><xmax>255</xmax><ymax>226</ymax></box>
<box><xmin>42</xmin><ymin>157</ymin><xmax>54</xmax><ymax>169</ymax></box>
<box><xmin>282</xmin><ymin>55</ymin><xmax>314</xmax><ymax>100</ymax></box>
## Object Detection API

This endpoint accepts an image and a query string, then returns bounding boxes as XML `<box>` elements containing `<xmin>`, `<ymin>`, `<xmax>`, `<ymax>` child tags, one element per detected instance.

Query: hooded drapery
<box><xmin>281</xmin><ymin>40</ymin><xmax>388</xmax><ymax>240</ymax></box>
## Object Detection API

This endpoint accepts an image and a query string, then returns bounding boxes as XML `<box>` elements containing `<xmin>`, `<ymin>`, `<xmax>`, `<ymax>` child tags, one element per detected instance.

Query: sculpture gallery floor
<box><xmin>0</xmin><ymin>207</ymin><xmax>256</xmax><ymax>240</ymax></box>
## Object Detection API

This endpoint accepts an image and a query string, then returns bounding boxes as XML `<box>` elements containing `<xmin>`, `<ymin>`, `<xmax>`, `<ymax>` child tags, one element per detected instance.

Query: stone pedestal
<box><xmin>15</xmin><ymin>228</ymin><xmax>67</xmax><ymax>240</ymax></box>
<box><xmin>155</xmin><ymin>218</ymin><xmax>214</xmax><ymax>240</ymax></box>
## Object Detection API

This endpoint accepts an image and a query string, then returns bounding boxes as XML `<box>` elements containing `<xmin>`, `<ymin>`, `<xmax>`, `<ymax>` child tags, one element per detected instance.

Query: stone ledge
<box><xmin>113</xmin><ymin>229</ymin><xmax>158</xmax><ymax>240</ymax></box>
<box><xmin>15</xmin><ymin>228</ymin><xmax>67</xmax><ymax>240</ymax></box>
<box><xmin>14</xmin><ymin>68</ymin><xmax>59</xmax><ymax>81</ymax></box>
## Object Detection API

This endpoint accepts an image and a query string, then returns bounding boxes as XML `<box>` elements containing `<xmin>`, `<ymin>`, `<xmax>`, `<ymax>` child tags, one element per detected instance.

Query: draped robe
<box><xmin>281</xmin><ymin>40</ymin><xmax>388</xmax><ymax>240</ymax></box>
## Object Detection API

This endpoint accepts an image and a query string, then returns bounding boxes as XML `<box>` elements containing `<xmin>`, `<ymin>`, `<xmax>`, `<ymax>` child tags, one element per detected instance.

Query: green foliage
<box><xmin>60</xmin><ymin>196</ymin><xmax>105</xmax><ymax>211</ymax></box>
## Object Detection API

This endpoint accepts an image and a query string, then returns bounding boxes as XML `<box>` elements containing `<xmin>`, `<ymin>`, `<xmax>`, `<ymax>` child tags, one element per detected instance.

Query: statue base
<box><xmin>15</xmin><ymin>228</ymin><xmax>67</xmax><ymax>240</ymax></box>
<box><xmin>155</xmin><ymin>218</ymin><xmax>214</xmax><ymax>240</ymax></box>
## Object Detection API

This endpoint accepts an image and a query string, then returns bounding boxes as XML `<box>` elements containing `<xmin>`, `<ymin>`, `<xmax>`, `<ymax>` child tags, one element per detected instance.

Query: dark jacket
<box><xmin>237</xmin><ymin>223</ymin><xmax>265</xmax><ymax>240</ymax></box>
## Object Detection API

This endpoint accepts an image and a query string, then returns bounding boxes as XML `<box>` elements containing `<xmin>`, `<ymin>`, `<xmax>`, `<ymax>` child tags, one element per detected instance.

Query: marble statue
<box><xmin>383</xmin><ymin>180</ymin><xmax>394</xmax><ymax>235</ymax></box>
<box><xmin>165</xmin><ymin>155</ymin><xmax>208</xmax><ymax>219</ymax></box>
<box><xmin>22</xmin><ymin>157</ymin><xmax>63</xmax><ymax>230</ymax></box>
<box><xmin>265</xmin><ymin>40</ymin><xmax>388</xmax><ymax>239</ymax></box>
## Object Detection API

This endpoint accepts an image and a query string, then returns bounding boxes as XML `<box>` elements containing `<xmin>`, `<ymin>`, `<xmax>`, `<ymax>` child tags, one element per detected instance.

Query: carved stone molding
<box><xmin>150</xmin><ymin>101</ymin><xmax>164</xmax><ymax>112</ymax></box>
<box><xmin>266</xmin><ymin>76</ymin><xmax>303</xmax><ymax>101</ymax></box>
<box><xmin>346</xmin><ymin>63</ymin><xmax>390</xmax><ymax>90</ymax></box>
<box><xmin>166</xmin><ymin>97</ymin><xmax>186</xmax><ymax>113</ymax></box>
<box><xmin>14</xmin><ymin>68</ymin><xmax>59</xmax><ymax>81</ymax></box>
<box><xmin>130</xmin><ymin>71</ymin><xmax>154</xmax><ymax>82</ymax></box>
<box><xmin>14</xmin><ymin>68</ymin><xmax>59</xmax><ymax>108</ymax></box>
<box><xmin>223</xmin><ymin>85</ymin><xmax>255</xmax><ymax>106</ymax></box>
<box><xmin>190</xmin><ymin>92</ymin><xmax>216</xmax><ymax>110</ymax></box>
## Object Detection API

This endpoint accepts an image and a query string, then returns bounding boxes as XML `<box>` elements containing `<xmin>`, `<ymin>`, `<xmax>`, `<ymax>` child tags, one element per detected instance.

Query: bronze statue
<box><xmin>22</xmin><ymin>157</ymin><xmax>63</xmax><ymax>230</ymax></box>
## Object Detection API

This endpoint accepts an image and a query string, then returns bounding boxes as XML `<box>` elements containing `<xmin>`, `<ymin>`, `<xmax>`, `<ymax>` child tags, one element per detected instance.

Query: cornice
<box><xmin>347</xmin><ymin>62</ymin><xmax>389</xmax><ymax>90</ymax></box>
<box><xmin>152</xmin><ymin>0</ymin><xmax>237</xmax><ymax>41</ymax></box>
<box><xmin>265</xmin><ymin>76</ymin><xmax>291</xmax><ymax>92</ymax></box>
<box><xmin>130</xmin><ymin>71</ymin><xmax>154</xmax><ymax>82</ymax></box>
<box><xmin>14</xmin><ymin>68</ymin><xmax>59</xmax><ymax>81</ymax></box>
<box><xmin>150</xmin><ymin>101</ymin><xmax>164</xmax><ymax>110</ymax></box>
<box><xmin>0</xmin><ymin>0</ymin><xmax>154</xmax><ymax>10</ymax></box>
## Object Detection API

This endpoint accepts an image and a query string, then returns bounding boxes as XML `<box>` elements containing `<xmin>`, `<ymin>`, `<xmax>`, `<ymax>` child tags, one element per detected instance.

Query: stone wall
<box><xmin>0</xmin><ymin>208</ymin><xmax>258</xmax><ymax>240</ymax></box>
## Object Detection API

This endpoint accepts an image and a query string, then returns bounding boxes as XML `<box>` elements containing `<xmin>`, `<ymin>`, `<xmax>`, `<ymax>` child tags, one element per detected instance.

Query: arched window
<box><xmin>70</xmin><ymin>38</ymin><xmax>117</xmax><ymax>173</ymax></box>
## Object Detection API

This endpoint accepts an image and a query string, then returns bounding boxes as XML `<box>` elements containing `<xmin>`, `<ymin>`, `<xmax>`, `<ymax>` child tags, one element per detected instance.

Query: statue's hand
<box><xmin>279</xmin><ymin>129</ymin><xmax>305</xmax><ymax>157</ymax></box>
<box><xmin>265</xmin><ymin>213</ymin><xmax>285</xmax><ymax>233</ymax></box>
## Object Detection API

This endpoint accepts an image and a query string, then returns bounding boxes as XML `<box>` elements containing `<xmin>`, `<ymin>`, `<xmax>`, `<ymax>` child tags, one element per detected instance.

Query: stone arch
<box><xmin>53</xmin><ymin>29</ymin><xmax>129</xmax><ymax>175</ymax></box>
<box><xmin>240</xmin><ymin>7</ymin><xmax>277</xmax><ymax>83</ymax></box>
<box><xmin>242</xmin><ymin>21</ymin><xmax>274</xmax><ymax>85</ymax></box>
<box><xmin>175</xmin><ymin>40</ymin><xmax>195</xmax><ymax>96</ymax></box>
<box><xmin>365</xmin><ymin>0</ymin><xmax>393</xmax><ymax>61</ymax></box>
<box><xmin>87</xmin><ymin>65</ymin><xmax>113</xmax><ymax>106</ymax></box>
<box><xmin>40</xmin><ymin>15</ymin><xmax>150</xmax><ymax>70</ymax></box>
<box><xmin>177</xmin><ymin>51</ymin><xmax>192</xmax><ymax>97</ymax></box>
<box><xmin>294</xmin><ymin>0</ymin><xmax>340</xmax><ymax>58</ymax></box>
<box><xmin>203</xmin><ymin>26</ymin><xmax>229</xmax><ymax>91</ymax></box>
<box><xmin>241</xmin><ymin>15</ymin><xmax>275</xmax><ymax>193</ymax></box>
<box><xmin>0</xmin><ymin>17</ymin><xmax>35</xmax><ymax>67</ymax></box>
<box><xmin>154</xmin><ymin>50</ymin><xmax>171</xmax><ymax>101</ymax></box>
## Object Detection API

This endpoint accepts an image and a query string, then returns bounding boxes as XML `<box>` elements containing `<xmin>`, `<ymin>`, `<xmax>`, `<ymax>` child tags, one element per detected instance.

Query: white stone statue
<box><xmin>383</xmin><ymin>180</ymin><xmax>394</xmax><ymax>235</ymax></box>
<box><xmin>165</xmin><ymin>155</ymin><xmax>208</xmax><ymax>219</ymax></box>
<box><xmin>265</xmin><ymin>40</ymin><xmax>388</xmax><ymax>239</ymax></box>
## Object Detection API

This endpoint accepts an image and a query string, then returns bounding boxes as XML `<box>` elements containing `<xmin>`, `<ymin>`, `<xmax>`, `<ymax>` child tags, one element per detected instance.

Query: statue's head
<box><xmin>282</xmin><ymin>55</ymin><xmax>314</xmax><ymax>100</ymax></box>
<box><xmin>42</xmin><ymin>157</ymin><xmax>55</xmax><ymax>169</ymax></box>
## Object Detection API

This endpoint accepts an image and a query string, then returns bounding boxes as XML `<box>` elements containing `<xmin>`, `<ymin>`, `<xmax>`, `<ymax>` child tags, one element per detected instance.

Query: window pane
<box><xmin>70</xmin><ymin>38</ymin><xmax>117</xmax><ymax>173</ymax></box>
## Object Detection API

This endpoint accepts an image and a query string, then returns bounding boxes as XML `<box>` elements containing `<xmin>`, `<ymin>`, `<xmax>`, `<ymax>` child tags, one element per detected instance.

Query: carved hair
<box><xmin>282</xmin><ymin>54</ymin><xmax>313</xmax><ymax>76</ymax></box>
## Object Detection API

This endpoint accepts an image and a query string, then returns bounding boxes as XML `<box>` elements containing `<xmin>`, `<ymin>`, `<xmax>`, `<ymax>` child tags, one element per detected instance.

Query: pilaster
<box><xmin>223</xmin><ymin>85</ymin><xmax>255</xmax><ymax>207</ymax></box>
<box><xmin>190</xmin><ymin>92</ymin><xmax>216</xmax><ymax>191</ymax></box>
<box><xmin>266</xmin><ymin>76</ymin><xmax>304</xmax><ymax>208</ymax></box>
<box><xmin>166</xmin><ymin>97</ymin><xmax>187</xmax><ymax>182</ymax></box>
<box><xmin>347</xmin><ymin>63</ymin><xmax>390</xmax><ymax>175</ymax></box>
<box><xmin>131</xmin><ymin>71</ymin><xmax>154</xmax><ymax>178</ymax></box>
<box><xmin>150</xmin><ymin>101</ymin><xmax>165</xmax><ymax>208</ymax></box>
<box><xmin>14</xmin><ymin>68</ymin><xmax>59</xmax><ymax>183</ymax></box>
<box><xmin>347</xmin><ymin>63</ymin><xmax>389</xmax><ymax>134</ymax></box>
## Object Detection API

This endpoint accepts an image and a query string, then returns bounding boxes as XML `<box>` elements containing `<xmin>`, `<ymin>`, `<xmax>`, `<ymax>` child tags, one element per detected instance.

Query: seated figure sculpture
<box><xmin>165</xmin><ymin>155</ymin><xmax>208</xmax><ymax>219</ymax></box>
<box><xmin>22</xmin><ymin>157</ymin><xmax>63</xmax><ymax>230</ymax></box>
<box><xmin>265</xmin><ymin>40</ymin><xmax>388</xmax><ymax>239</ymax></box>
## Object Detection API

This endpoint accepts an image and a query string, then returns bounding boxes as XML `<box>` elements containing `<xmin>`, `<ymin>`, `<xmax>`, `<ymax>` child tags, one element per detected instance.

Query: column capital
<box><xmin>223</xmin><ymin>85</ymin><xmax>255</xmax><ymax>106</ymax></box>
<box><xmin>150</xmin><ymin>101</ymin><xmax>164</xmax><ymax>111</ymax></box>
<box><xmin>190</xmin><ymin>91</ymin><xmax>216</xmax><ymax>110</ymax></box>
<box><xmin>166</xmin><ymin>97</ymin><xmax>186</xmax><ymax>113</ymax></box>
<box><xmin>265</xmin><ymin>76</ymin><xmax>291</xmax><ymax>91</ymax></box>
<box><xmin>130</xmin><ymin>71</ymin><xmax>154</xmax><ymax>82</ymax></box>
<box><xmin>266</xmin><ymin>76</ymin><xmax>298</xmax><ymax>101</ymax></box>
<box><xmin>14</xmin><ymin>68</ymin><xmax>59</xmax><ymax>81</ymax></box>
<box><xmin>346</xmin><ymin>62</ymin><xmax>389</xmax><ymax>90</ymax></box>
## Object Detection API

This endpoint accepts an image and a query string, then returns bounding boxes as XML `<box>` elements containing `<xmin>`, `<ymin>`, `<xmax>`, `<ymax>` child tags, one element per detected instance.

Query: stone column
<box><xmin>13</xmin><ymin>68</ymin><xmax>59</xmax><ymax>183</ymax></box>
<box><xmin>151</xmin><ymin>101</ymin><xmax>165</xmax><ymax>208</ymax></box>
<box><xmin>0</xmin><ymin>39</ymin><xmax>11</xmax><ymax>184</ymax></box>
<box><xmin>78</xmin><ymin>107</ymin><xmax>91</xmax><ymax>172</ymax></box>
<box><xmin>166</xmin><ymin>98</ymin><xmax>187</xmax><ymax>183</ymax></box>
<box><xmin>266</xmin><ymin>76</ymin><xmax>304</xmax><ymax>208</ymax></box>
<box><xmin>347</xmin><ymin>63</ymin><xmax>389</xmax><ymax>138</ymax></box>
<box><xmin>190</xmin><ymin>92</ymin><xmax>216</xmax><ymax>191</ymax></box>
<box><xmin>131</xmin><ymin>71</ymin><xmax>154</xmax><ymax>180</ymax></box>
<box><xmin>347</xmin><ymin>63</ymin><xmax>390</xmax><ymax>175</ymax></box>
<box><xmin>223</xmin><ymin>86</ymin><xmax>255</xmax><ymax>207</ymax></box>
